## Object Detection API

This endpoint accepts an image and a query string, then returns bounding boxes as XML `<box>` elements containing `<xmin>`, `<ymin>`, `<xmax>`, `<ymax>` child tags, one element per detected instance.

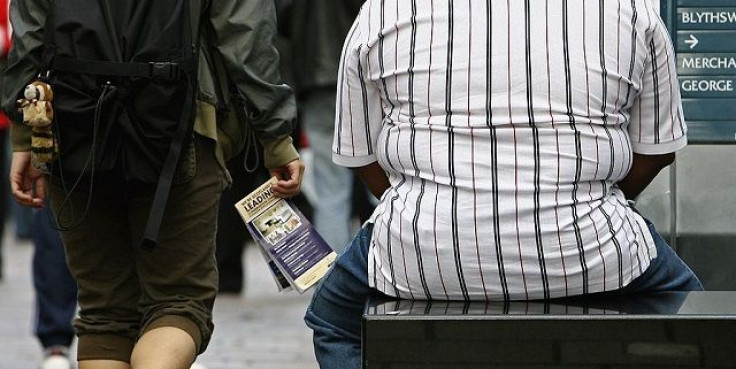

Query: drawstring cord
<box><xmin>242</xmin><ymin>122</ymin><xmax>260</xmax><ymax>173</ymax></box>
<box><xmin>53</xmin><ymin>82</ymin><xmax>113</xmax><ymax>231</ymax></box>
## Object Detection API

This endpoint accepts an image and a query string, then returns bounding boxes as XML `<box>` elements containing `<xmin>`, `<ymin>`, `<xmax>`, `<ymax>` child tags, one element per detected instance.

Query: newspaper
<box><xmin>235</xmin><ymin>177</ymin><xmax>337</xmax><ymax>293</ymax></box>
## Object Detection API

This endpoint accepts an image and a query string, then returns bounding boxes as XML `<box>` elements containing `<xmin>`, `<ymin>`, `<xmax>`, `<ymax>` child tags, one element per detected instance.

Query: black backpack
<box><xmin>42</xmin><ymin>0</ymin><xmax>200</xmax><ymax>250</ymax></box>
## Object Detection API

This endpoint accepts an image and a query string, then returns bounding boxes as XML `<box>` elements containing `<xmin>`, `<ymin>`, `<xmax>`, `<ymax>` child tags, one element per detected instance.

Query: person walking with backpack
<box><xmin>3</xmin><ymin>1</ymin><xmax>304</xmax><ymax>369</ymax></box>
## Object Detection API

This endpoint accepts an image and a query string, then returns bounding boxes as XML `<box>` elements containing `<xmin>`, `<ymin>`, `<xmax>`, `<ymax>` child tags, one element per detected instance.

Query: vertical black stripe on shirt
<box><xmin>428</xmin><ymin>0</ymin><xmax>436</xmax><ymax>123</ymax></box>
<box><xmin>407</xmin><ymin>0</ymin><xmax>430</xmax><ymax>299</ymax></box>
<box><xmin>488</xmin><ymin>0</ymin><xmax>509</xmax><ymax>300</ymax></box>
<box><xmin>611</xmin><ymin>201</ymin><xmax>639</xmax><ymax>280</ymax></box>
<box><xmin>623</xmin><ymin>0</ymin><xmax>638</xmax><ymax>110</ymax></box>
<box><xmin>609</xmin><ymin>195</ymin><xmax>639</xmax><ymax>274</ymax></box>
<box><xmin>613</xmin><ymin>202</ymin><xmax>643</xmax><ymax>277</ymax></box>
<box><xmin>408</xmin><ymin>0</ymin><xmax>419</xmax><ymax>174</ymax></box>
<box><xmin>426</xmin><ymin>0</ymin><xmax>448</xmax><ymax>300</ymax></box>
<box><xmin>336</xmin><ymin>22</ymin><xmax>358</xmax><ymax>155</ymax></box>
<box><xmin>599</xmin><ymin>206</ymin><xmax>624</xmax><ymax>289</ymax></box>
<box><xmin>600</xmin><ymin>197</ymin><xmax>631</xmax><ymax>288</ymax></box>
<box><xmin>445</xmin><ymin>0</ymin><xmax>469</xmax><ymax>300</ymax></box>
<box><xmin>490</xmin><ymin>130</ymin><xmax>508</xmax><ymax>299</ymax></box>
<box><xmin>356</xmin><ymin>46</ymin><xmax>373</xmax><ymax>155</ymax></box>
<box><xmin>412</xmin><ymin>179</ymin><xmax>431</xmax><ymax>299</ymax></box>
<box><xmin>659</xmin><ymin>24</ymin><xmax>678</xmax><ymax>140</ymax></box>
<box><xmin>432</xmin><ymin>180</ymin><xmax>449</xmax><ymax>298</ymax></box>
<box><xmin>467</xmin><ymin>0</ymin><xmax>487</xmax><ymax>299</ymax></box>
<box><xmin>373</xmin><ymin>230</ymin><xmax>379</xmax><ymax>288</ymax></box>
<box><xmin>582</xmin><ymin>3</ymin><xmax>609</xmax><ymax>291</ymax></box>
<box><xmin>396</xmin><ymin>196</ymin><xmax>414</xmax><ymax>298</ymax></box>
<box><xmin>601</xmin><ymin>0</ymin><xmax>633</xmax><ymax>184</ymax></box>
<box><xmin>378</xmin><ymin>0</ymin><xmax>396</xmax><ymax>116</ymax></box>
<box><xmin>649</xmin><ymin>38</ymin><xmax>661</xmax><ymax>144</ymax></box>
<box><xmin>344</xmin><ymin>16</ymin><xmax>362</xmax><ymax>155</ymax></box>
<box><xmin>584</xmin><ymin>2</ymin><xmax>608</xmax><ymax>290</ymax></box>
<box><xmin>509</xmin><ymin>0</ymin><xmax>529</xmax><ymax>300</ymax></box>
<box><xmin>388</xmin><ymin>164</ymin><xmax>407</xmax><ymax>298</ymax></box>
<box><xmin>587</xmin><ymin>209</ymin><xmax>608</xmax><ymax>290</ymax></box>
<box><xmin>613</xmin><ymin>0</ymin><xmax>633</xmax><ymax>181</ymax></box>
<box><xmin>598</xmin><ymin>1</ymin><xmax>616</xmax><ymax>183</ymax></box>
<box><xmin>388</xmin><ymin>6</ymin><xmax>411</xmax><ymax>295</ymax></box>
<box><xmin>632</xmin><ymin>214</ymin><xmax>652</xmax><ymax>262</ymax></box>
<box><xmin>616</xmin><ymin>0</ymin><xmax>641</xmax><ymax>182</ymax></box>
<box><xmin>525</xmin><ymin>0</ymin><xmax>549</xmax><ymax>300</ymax></box>
<box><xmin>486</xmin><ymin>0</ymin><xmax>493</xmax><ymax>127</ymax></box>
<box><xmin>345</xmin><ymin>57</ymin><xmax>357</xmax><ymax>155</ymax></box>
<box><xmin>545</xmin><ymin>0</ymin><xmax>570</xmax><ymax>295</ymax></box>
<box><xmin>444</xmin><ymin>0</ymin><xmax>454</xmax><ymax>128</ymax></box>
<box><xmin>393</xmin><ymin>1</ymin><xmax>402</xmax><ymax>119</ymax></box>
<box><xmin>562</xmin><ymin>0</ymin><xmax>589</xmax><ymax>294</ymax></box>
<box><xmin>381</xmin><ymin>117</ymin><xmax>401</xmax><ymax>297</ymax></box>
<box><xmin>450</xmin><ymin>133</ymin><xmax>469</xmax><ymax>300</ymax></box>
<box><xmin>389</xmin><ymin>0</ymin><xmax>412</xmax><ymax>300</ymax></box>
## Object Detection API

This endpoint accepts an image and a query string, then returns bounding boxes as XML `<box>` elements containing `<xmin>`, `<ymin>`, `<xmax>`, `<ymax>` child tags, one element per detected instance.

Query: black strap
<box><xmin>53</xmin><ymin>57</ymin><xmax>183</xmax><ymax>81</ymax></box>
<box><xmin>140</xmin><ymin>0</ymin><xmax>198</xmax><ymax>251</ymax></box>
<box><xmin>140</xmin><ymin>76</ymin><xmax>196</xmax><ymax>251</ymax></box>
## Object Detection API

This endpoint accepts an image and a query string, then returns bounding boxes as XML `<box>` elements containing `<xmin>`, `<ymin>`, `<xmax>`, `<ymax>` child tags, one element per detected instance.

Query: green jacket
<box><xmin>1</xmin><ymin>0</ymin><xmax>299</xmax><ymax>176</ymax></box>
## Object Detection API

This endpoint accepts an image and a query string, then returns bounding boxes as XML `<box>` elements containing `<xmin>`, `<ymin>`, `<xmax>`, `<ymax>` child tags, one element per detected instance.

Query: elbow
<box><xmin>659</xmin><ymin>152</ymin><xmax>676</xmax><ymax>168</ymax></box>
<box><xmin>633</xmin><ymin>152</ymin><xmax>676</xmax><ymax>171</ymax></box>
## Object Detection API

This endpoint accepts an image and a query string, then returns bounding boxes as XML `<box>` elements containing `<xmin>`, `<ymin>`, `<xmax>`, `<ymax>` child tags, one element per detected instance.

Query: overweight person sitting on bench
<box><xmin>304</xmin><ymin>1</ymin><xmax>703</xmax><ymax>368</ymax></box>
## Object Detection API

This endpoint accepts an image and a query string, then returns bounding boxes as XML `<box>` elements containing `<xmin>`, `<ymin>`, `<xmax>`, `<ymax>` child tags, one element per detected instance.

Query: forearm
<box><xmin>354</xmin><ymin>162</ymin><xmax>390</xmax><ymax>199</ymax></box>
<box><xmin>618</xmin><ymin>152</ymin><xmax>675</xmax><ymax>200</ymax></box>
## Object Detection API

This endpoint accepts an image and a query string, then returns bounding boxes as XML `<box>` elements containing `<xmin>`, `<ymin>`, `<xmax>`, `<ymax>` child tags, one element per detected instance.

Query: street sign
<box><xmin>663</xmin><ymin>1</ymin><xmax>736</xmax><ymax>144</ymax></box>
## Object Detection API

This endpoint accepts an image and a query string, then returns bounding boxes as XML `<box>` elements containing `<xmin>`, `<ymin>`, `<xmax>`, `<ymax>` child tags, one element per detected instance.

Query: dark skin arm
<box><xmin>618</xmin><ymin>152</ymin><xmax>675</xmax><ymax>200</ymax></box>
<box><xmin>354</xmin><ymin>161</ymin><xmax>391</xmax><ymax>199</ymax></box>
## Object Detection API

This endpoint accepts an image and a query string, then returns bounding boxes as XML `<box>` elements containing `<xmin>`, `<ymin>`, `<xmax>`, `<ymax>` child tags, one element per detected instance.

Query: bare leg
<box><xmin>79</xmin><ymin>360</ymin><xmax>131</xmax><ymax>369</ymax></box>
<box><xmin>130</xmin><ymin>327</ymin><xmax>197</xmax><ymax>369</ymax></box>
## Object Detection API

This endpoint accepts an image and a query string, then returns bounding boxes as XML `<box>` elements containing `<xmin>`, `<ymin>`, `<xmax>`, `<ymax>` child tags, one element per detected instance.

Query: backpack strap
<box><xmin>140</xmin><ymin>75</ymin><xmax>196</xmax><ymax>251</ymax></box>
<box><xmin>141</xmin><ymin>0</ymin><xmax>200</xmax><ymax>251</ymax></box>
<box><xmin>53</xmin><ymin>57</ymin><xmax>185</xmax><ymax>81</ymax></box>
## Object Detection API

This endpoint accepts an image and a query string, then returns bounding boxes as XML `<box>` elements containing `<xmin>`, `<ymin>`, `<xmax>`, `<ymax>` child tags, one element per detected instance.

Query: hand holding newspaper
<box><xmin>235</xmin><ymin>177</ymin><xmax>337</xmax><ymax>293</ymax></box>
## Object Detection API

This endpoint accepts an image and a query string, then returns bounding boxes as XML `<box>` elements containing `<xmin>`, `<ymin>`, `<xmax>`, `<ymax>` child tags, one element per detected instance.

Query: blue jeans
<box><xmin>32</xmin><ymin>206</ymin><xmax>78</xmax><ymax>349</ymax></box>
<box><xmin>304</xmin><ymin>220</ymin><xmax>702</xmax><ymax>369</ymax></box>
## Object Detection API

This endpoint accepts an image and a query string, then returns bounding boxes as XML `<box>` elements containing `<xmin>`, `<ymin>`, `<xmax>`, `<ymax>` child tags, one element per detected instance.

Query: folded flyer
<box><xmin>235</xmin><ymin>177</ymin><xmax>337</xmax><ymax>293</ymax></box>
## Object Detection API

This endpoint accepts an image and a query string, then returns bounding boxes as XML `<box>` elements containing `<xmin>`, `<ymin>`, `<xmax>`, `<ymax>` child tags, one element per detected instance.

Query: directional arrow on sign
<box><xmin>685</xmin><ymin>34</ymin><xmax>699</xmax><ymax>49</ymax></box>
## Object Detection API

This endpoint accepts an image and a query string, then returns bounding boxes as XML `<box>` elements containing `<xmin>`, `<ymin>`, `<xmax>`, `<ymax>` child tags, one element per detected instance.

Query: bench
<box><xmin>362</xmin><ymin>292</ymin><xmax>736</xmax><ymax>368</ymax></box>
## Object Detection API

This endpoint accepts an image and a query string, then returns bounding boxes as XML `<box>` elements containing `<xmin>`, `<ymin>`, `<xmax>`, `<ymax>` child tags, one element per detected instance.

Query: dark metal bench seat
<box><xmin>362</xmin><ymin>292</ymin><xmax>736</xmax><ymax>369</ymax></box>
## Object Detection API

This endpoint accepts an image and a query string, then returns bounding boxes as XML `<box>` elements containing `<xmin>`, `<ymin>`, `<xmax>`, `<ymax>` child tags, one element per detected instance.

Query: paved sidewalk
<box><xmin>0</xmin><ymin>235</ymin><xmax>319</xmax><ymax>369</ymax></box>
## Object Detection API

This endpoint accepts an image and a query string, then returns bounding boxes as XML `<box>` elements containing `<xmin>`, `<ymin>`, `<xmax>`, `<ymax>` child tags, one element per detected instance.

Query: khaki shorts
<box><xmin>48</xmin><ymin>135</ymin><xmax>225</xmax><ymax>362</ymax></box>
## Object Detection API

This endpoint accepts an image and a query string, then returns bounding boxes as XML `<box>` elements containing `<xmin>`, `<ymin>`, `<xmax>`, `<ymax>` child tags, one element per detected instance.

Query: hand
<box><xmin>10</xmin><ymin>151</ymin><xmax>46</xmax><ymax>208</ymax></box>
<box><xmin>268</xmin><ymin>158</ymin><xmax>305</xmax><ymax>198</ymax></box>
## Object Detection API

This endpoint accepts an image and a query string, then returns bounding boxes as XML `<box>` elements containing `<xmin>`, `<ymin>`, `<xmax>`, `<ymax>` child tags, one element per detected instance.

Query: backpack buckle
<box><xmin>149</xmin><ymin>62</ymin><xmax>181</xmax><ymax>80</ymax></box>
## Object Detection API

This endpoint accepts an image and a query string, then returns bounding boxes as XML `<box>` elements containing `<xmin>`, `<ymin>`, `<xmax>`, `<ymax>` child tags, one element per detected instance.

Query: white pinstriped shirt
<box><xmin>333</xmin><ymin>0</ymin><xmax>686</xmax><ymax>300</ymax></box>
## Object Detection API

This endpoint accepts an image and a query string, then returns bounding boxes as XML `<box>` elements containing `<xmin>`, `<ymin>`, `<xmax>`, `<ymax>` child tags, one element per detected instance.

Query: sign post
<box><xmin>660</xmin><ymin>1</ymin><xmax>736</xmax><ymax>259</ymax></box>
<box><xmin>663</xmin><ymin>0</ymin><xmax>736</xmax><ymax>143</ymax></box>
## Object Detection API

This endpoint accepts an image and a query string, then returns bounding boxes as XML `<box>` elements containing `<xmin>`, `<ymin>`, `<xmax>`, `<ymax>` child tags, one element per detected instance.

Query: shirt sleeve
<box><xmin>332</xmin><ymin>11</ymin><xmax>385</xmax><ymax>168</ymax></box>
<box><xmin>628</xmin><ymin>15</ymin><xmax>687</xmax><ymax>155</ymax></box>
<box><xmin>2</xmin><ymin>0</ymin><xmax>48</xmax><ymax>150</ymax></box>
<box><xmin>1</xmin><ymin>0</ymin><xmax>48</xmax><ymax>125</ymax></box>
<box><xmin>207</xmin><ymin>0</ymin><xmax>296</xmax><ymax>141</ymax></box>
